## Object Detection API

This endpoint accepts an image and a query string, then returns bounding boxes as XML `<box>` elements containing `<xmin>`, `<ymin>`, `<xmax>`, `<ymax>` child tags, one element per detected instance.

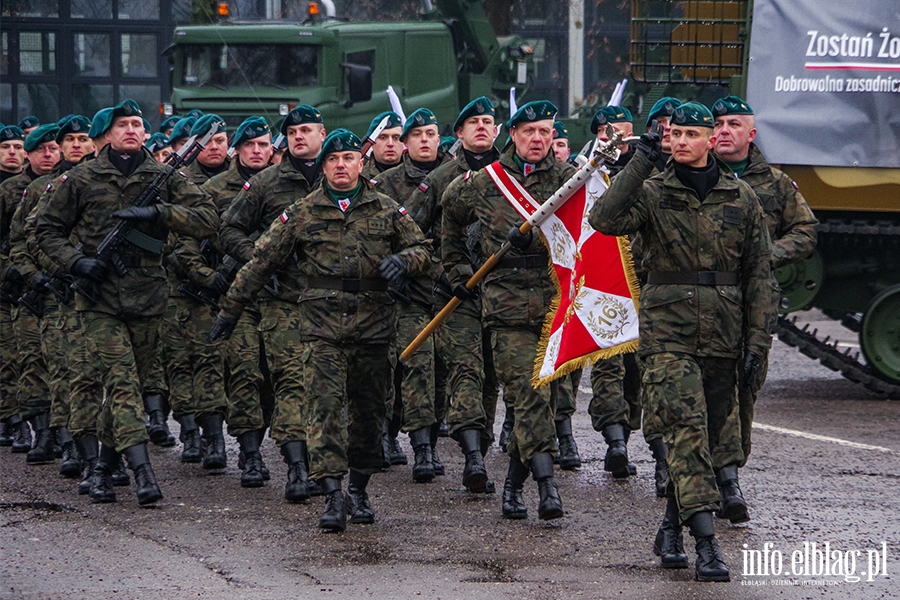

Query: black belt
<box><xmin>304</xmin><ymin>277</ymin><xmax>388</xmax><ymax>292</ymax></box>
<box><xmin>496</xmin><ymin>254</ymin><xmax>546</xmax><ymax>269</ymax></box>
<box><xmin>647</xmin><ymin>271</ymin><xmax>738</xmax><ymax>286</ymax></box>
<box><xmin>117</xmin><ymin>254</ymin><xmax>163</xmax><ymax>268</ymax></box>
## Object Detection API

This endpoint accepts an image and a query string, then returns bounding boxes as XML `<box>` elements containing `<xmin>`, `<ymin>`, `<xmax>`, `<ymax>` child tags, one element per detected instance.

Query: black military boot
<box><xmin>601</xmin><ymin>423</ymin><xmax>631</xmax><ymax>479</ymax></box>
<box><xmin>654</xmin><ymin>496</ymin><xmax>689</xmax><ymax>568</ymax></box>
<box><xmin>347</xmin><ymin>471</ymin><xmax>374</xmax><ymax>524</ymax></box>
<box><xmin>57</xmin><ymin>428</ymin><xmax>82</xmax><ymax>478</ymax></box>
<box><xmin>531</xmin><ymin>453</ymin><xmax>563</xmax><ymax>520</ymax></box>
<box><xmin>75</xmin><ymin>435</ymin><xmax>99</xmax><ymax>495</ymax></box>
<box><xmin>459</xmin><ymin>428</ymin><xmax>489</xmax><ymax>493</ymax></box>
<box><xmin>111</xmin><ymin>455</ymin><xmax>131</xmax><ymax>486</ymax></box>
<box><xmin>237</xmin><ymin>430</ymin><xmax>265</xmax><ymax>488</ymax></box>
<box><xmin>0</xmin><ymin>419</ymin><xmax>10</xmax><ymax>446</ymax></box>
<box><xmin>648</xmin><ymin>438</ymin><xmax>670</xmax><ymax>498</ymax></box>
<box><xmin>281</xmin><ymin>441</ymin><xmax>310</xmax><ymax>503</ymax></box>
<box><xmin>501</xmin><ymin>458</ymin><xmax>530</xmax><ymax>520</ymax></box>
<box><xmin>198</xmin><ymin>414</ymin><xmax>227</xmax><ymax>470</ymax></box>
<box><xmin>498</xmin><ymin>407</ymin><xmax>514</xmax><ymax>453</ymax></box>
<box><xmin>555</xmin><ymin>417</ymin><xmax>582</xmax><ymax>470</ymax></box>
<box><xmin>409</xmin><ymin>427</ymin><xmax>435</xmax><ymax>483</ymax></box>
<box><xmin>304</xmin><ymin>449</ymin><xmax>322</xmax><ymax>496</ymax></box>
<box><xmin>430</xmin><ymin>422</ymin><xmax>445</xmax><ymax>476</ymax></box>
<box><xmin>256</xmin><ymin>429</ymin><xmax>270</xmax><ymax>481</ymax></box>
<box><xmin>177</xmin><ymin>414</ymin><xmax>202</xmax><ymax>463</ymax></box>
<box><xmin>26</xmin><ymin>412</ymin><xmax>54</xmax><ymax>464</ymax></box>
<box><xmin>90</xmin><ymin>444</ymin><xmax>119</xmax><ymax>503</ymax></box>
<box><xmin>716</xmin><ymin>464</ymin><xmax>749</xmax><ymax>524</ymax></box>
<box><xmin>318</xmin><ymin>476</ymin><xmax>346</xmax><ymax>532</ymax></box>
<box><xmin>122</xmin><ymin>443</ymin><xmax>163</xmax><ymax>507</ymax></box>
<box><xmin>9</xmin><ymin>416</ymin><xmax>32</xmax><ymax>453</ymax></box>
<box><xmin>687</xmin><ymin>511</ymin><xmax>730</xmax><ymax>582</ymax></box>
<box><xmin>144</xmin><ymin>394</ymin><xmax>175</xmax><ymax>447</ymax></box>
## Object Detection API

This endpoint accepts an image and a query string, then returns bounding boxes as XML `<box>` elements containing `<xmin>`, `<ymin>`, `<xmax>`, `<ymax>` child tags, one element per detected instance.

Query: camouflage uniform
<box><xmin>443</xmin><ymin>144</ymin><xmax>576</xmax><ymax>464</ymax></box>
<box><xmin>35</xmin><ymin>145</ymin><xmax>218</xmax><ymax>451</ymax></box>
<box><xmin>361</xmin><ymin>159</ymin><xmax>399</xmax><ymax>183</ymax></box>
<box><xmin>219</xmin><ymin>180</ymin><xmax>431</xmax><ymax>479</ymax></box>
<box><xmin>714</xmin><ymin>143</ymin><xmax>817</xmax><ymax>467</ymax></box>
<box><xmin>589</xmin><ymin>149</ymin><xmax>772</xmax><ymax>523</ymax></box>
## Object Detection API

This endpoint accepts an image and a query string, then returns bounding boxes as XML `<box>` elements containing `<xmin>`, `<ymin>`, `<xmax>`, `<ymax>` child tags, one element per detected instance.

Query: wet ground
<box><xmin>2</xmin><ymin>310</ymin><xmax>898</xmax><ymax>599</ymax></box>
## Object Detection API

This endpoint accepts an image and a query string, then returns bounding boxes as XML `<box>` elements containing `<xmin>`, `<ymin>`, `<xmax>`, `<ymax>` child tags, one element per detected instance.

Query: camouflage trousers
<box><xmin>554</xmin><ymin>369</ymin><xmax>581</xmax><ymax>422</ymax></box>
<box><xmin>393</xmin><ymin>305</ymin><xmax>436</xmax><ymax>433</ymax></box>
<box><xmin>222</xmin><ymin>305</ymin><xmax>267</xmax><ymax>437</ymax></box>
<box><xmin>159</xmin><ymin>296</ymin><xmax>227</xmax><ymax>420</ymax></box>
<box><xmin>39</xmin><ymin>298</ymin><xmax>72</xmax><ymax>429</ymax></box>
<box><xmin>74</xmin><ymin>312</ymin><xmax>158</xmax><ymax>452</ymax></box>
<box><xmin>588</xmin><ymin>352</ymin><xmax>644</xmax><ymax>433</ymax></box>
<box><xmin>490</xmin><ymin>326</ymin><xmax>557</xmax><ymax>464</ymax></box>
<box><xmin>302</xmin><ymin>339</ymin><xmax>391</xmax><ymax>479</ymax></box>
<box><xmin>0</xmin><ymin>301</ymin><xmax>19</xmax><ymax>421</ymax></box>
<box><xmin>12</xmin><ymin>306</ymin><xmax>50</xmax><ymax>419</ymax></box>
<box><xmin>59</xmin><ymin>306</ymin><xmax>103</xmax><ymax>436</ymax></box>
<box><xmin>260</xmin><ymin>299</ymin><xmax>305</xmax><ymax>447</ymax></box>
<box><xmin>642</xmin><ymin>351</ymin><xmax>737</xmax><ymax>523</ymax></box>
<box><xmin>713</xmin><ymin>348</ymin><xmax>769</xmax><ymax>468</ymax></box>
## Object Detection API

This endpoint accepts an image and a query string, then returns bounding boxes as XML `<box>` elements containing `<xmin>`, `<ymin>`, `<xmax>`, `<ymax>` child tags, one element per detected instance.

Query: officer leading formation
<box><xmin>0</xmin><ymin>94</ymin><xmax>815</xmax><ymax>581</ymax></box>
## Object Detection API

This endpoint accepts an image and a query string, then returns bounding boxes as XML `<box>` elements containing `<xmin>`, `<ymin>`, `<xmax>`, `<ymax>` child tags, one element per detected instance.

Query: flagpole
<box><xmin>400</xmin><ymin>127</ymin><xmax>639</xmax><ymax>363</ymax></box>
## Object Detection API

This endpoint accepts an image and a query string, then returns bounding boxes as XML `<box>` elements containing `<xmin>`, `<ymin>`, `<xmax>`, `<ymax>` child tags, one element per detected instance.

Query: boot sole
<box><xmin>413</xmin><ymin>467</ymin><xmax>435</xmax><ymax>483</ymax></box>
<box><xmin>202</xmin><ymin>458</ymin><xmax>227</xmax><ymax>470</ymax></box>
<box><xmin>501</xmin><ymin>510</ymin><xmax>528</xmax><ymax>520</ymax></box>
<box><xmin>538</xmin><ymin>507</ymin><xmax>564</xmax><ymax>521</ymax></box>
<box><xmin>90</xmin><ymin>495</ymin><xmax>117</xmax><ymax>503</ymax></box>
<box><xmin>60</xmin><ymin>464</ymin><xmax>83</xmax><ymax>478</ymax></box>
<box><xmin>137</xmin><ymin>491</ymin><xmax>163</xmax><ymax>506</ymax></box>
<box><xmin>696</xmin><ymin>571</ymin><xmax>731</xmax><ymax>582</ymax></box>
<box><xmin>559</xmin><ymin>459</ymin><xmax>581</xmax><ymax>470</ymax></box>
<box><xmin>605</xmin><ymin>453</ymin><xmax>630</xmax><ymax>478</ymax></box>
<box><xmin>661</xmin><ymin>557</ymin><xmax>689</xmax><ymax>569</ymax></box>
<box><xmin>25</xmin><ymin>456</ymin><xmax>55</xmax><ymax>465</ymax></box>
<box><xmin>241</xmin><ymin>478</ymin><xmax>265</xmax><ymax>488</ymax></box>
<box><xmin>463</xmin><ymin>471</ymin><xmax>488</xmax><ymax>493</ymax></box>
<box><xmin>721</xmin><ymin>500</ymin><xmax>749</xmax><ymax>523</ymax></box>
<box><xmin>349</xmin><ymin>513</ymin><xmax>375</xmax><ymax>525</ymax></box>
<box><xmin>181</xmin><ymin>455</ymin><xmax>202</xmax><ymax>463</ymax></box>
<box><xmin>319</xmin><ymin>519</ymin><xmax>346</xmax><ymax>532</ymax></box>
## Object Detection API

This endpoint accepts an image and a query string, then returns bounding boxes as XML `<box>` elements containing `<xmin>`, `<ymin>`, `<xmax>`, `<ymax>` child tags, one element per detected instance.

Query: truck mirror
<box><xmin>341</xmin><ymin>63</ymin><xmax>372</xmax><ymax>107</ymax></box>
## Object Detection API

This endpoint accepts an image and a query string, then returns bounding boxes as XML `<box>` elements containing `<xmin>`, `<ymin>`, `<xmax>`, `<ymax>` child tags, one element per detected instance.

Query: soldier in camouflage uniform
<box><xmin>219</xmin><ymin>105</ymin><xmax>326</xmax><ymax>502</ymax></box>
<box><xmin>551</xmin><ymin>121</ymin><xmax>570</xmax><ymax>163</ymax></box>
<box><xmin>374</xmin><ymin>108</ymin><xmax>448</xmax><ymax>482</ymax></box>
<box><xmin>405</xmin><ymin>97</ymin><xmax>501</xmax><ymax>493</ymax></box>
<box><xmin>0</xmin><ymin>125</ymin><xmax>27</xmax><ymax>182</ymax></box>
<box><xmin>443</xmin><ymin>100</ymin><xmax>573</xmax><ymax>521</ymax></box>
<box><xmin>360</xmin><ymin>112</ymin><xmax>403</xmax><ymax>181</ymax></box>
<box><xmin>710</xmin><ymin>96</ymin><xmax>818</xmax><ymax>524</ymax></box>
<box><xmin>589</xmin><ymin>101</ymin><xmax>773</xmax><ymax>581</ymax></box>
<box><xmin>211</xmin><ymin>129</ymin><xmax>431</xmax><ymax>532</ymax></box>
<box><xmin>36</xmin><ymin>99</ymin><xmax>219</xmax><ymax>507</ymax></box>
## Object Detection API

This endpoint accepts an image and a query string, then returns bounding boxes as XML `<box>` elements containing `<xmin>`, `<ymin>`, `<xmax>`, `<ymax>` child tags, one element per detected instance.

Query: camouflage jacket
<box><xmin>361</xmin><ymin>158</ymin><xmax>398</xmax><ymax>182</ymax></box>
<box><xmin>0</xmin><ymin>167</ymin><xmax>39</xmax><ymax>281</ymax></box>
<box><xmin>219</xmin><ymin>156</ymin><xmax>321</xmax><ymax>303</ymax></box>
<box><xmin>589</xmin><ymin>150</ymin><xmax>774</xmax><ymax>358</ymax></box>
<box><xmin>442</xmin><ymin>145</ymin><xmax>577</xmax><ymax>331</ymax></box>
<box><xmin>220</xmin><ymin>180</ymin><xmax>431</xmax><ymax>344</ymax></box>
<box><xmin>9</xmin><ymin>173</ymin><xmax>56</xmax><ymax>283</ymax></box>
<box><xmin>35</xmin><ymin>145</ymin><xmax>219</xmax><ymax>318</ymax></box>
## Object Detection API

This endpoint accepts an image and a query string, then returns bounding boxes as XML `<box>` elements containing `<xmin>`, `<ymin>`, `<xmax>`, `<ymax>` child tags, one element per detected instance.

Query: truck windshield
<box><xmin>180</xmin><ymin>44</ymin><xmax>319</xmax><ymax>89</ymax></box>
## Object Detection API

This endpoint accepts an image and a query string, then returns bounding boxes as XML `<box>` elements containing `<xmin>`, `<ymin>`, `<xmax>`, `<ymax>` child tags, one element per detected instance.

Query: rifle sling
<box><xmin>124</xmin><ymin>228</ymin><xmax>165</xmax><ymax>254</ymax></box>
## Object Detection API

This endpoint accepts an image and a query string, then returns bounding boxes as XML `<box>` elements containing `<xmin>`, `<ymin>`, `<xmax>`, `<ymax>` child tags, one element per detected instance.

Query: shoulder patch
<box><xmin>791</xmin><ymin>180</ymin><xmax>799</xmax><ymax>189</ymax></box>
<box><xmin>417</xmin><ymin>182</ymin><xmax>429</xmax><ymax>193</ymax></box>
<box><xmin>59</xmin><ymin>174</ymin><xmax>68</xmax><ymax>183</ymax></box>
<box><xmin>279</xmin><ymin>211</ymin><xmax>289</xmax><ymax>223</ymax></box>
<box><xmin>370</xmin><ymin>179</ymin><xmax>379</xmax><ymax>186</ymax></box>
<box><xmin>178</xmin><ymin>171</ymin><xmax>187</xmax><ymax>178</ymax></box>
<box><xmin>22</xmin><ymin>189</ymin><xmax>28</xmax><ymax>197</ymax></box>
<box><xmin>463</xmin><ymin>170</ymin><xmax>472</xmax><ymax>181</ymax></box>
<box><xmin>45</xmin><ymin>183</ymin><xmax>53</xmax><ymax>192</ymax></box>
<box><xmin>243</xmin><ymin>181</ymin><xmax>251</xmax><ymax>190</ymax></box>
<box><xmin>398</xmin><ymin>206</ymin><xmax>408</xmax><ymax>216</ymax></box>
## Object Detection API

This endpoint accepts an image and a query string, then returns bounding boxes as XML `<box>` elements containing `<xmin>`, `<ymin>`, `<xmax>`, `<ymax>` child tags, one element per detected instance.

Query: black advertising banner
<box><xmin>747</xmin><ymin>0</ymin><xmax>900</xmax><ymax>168</ymax></box>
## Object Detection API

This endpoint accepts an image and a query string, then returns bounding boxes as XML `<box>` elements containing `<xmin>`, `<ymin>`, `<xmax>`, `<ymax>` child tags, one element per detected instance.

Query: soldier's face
<box><xmin>511</xmin><ymin>119</ymin><xmax>554</xmax><ymax>163</ymax></box>
<box><xmin>552</xmin><ymin>138</ymin><xmax>570</xmax><ymax>163</ymax></box>
<box><xmin>0</xmin><ymin>140</ymin><xmax>26</xmax><ymax>171</ymax></box>
<box><xmin>27</xmin><ymin>141</ymin><xmax>60</xmax><ymax>176</ymax></box>
<box><xmin>322</xmin><ymin>150</ymin><xmax>362</xmax><ymax>191</ymax></box>
<box><xmin>405</xmin><ymin>125</ymin><xmax>439</xmax><ymax>163</ymax></box>
<box><xmin>654</xmin><ymin>116</ymin><xmax>674</xmax><ymax>153</ymax></box>
<box><xmin>105</xmin><ymin>116</ymin><xmax>145</xmax><ymax>154</ymax></box>
<box><xmin>713</xmin><ymin>114</ymin><xmax>756</xmax><ymax>162</ymax></box>
<box><xmin>670</xmin><ymin>126</ymin><xmax>715</xmax><ymax>169</ymax></box>
<box><xmin>60</xmin><ymin>133</ymin><xmax>93</xmax><ymax>163</ymax></box>
<box><xmin>238</xmin><ymin>134</ymin><xmax>273</xmax><ymax>170</ymax></box>
<box><xmin>287</xmin><ymin>123</ymin><xmax>326</xmax><ymax>160</ymax></box>
<box><xmin>597</xmin><ymin>121</ymin><xmax>634</xmax><ymax>153</ymax></box>
<box><xmin>458</xmin><ymin>116</ymin><xmax>496</xmax><ymax>153</ymax></box>
<box><xmin>152</xmin><ymin>148</ymin><xmax>173</xmax><ymax>163</ymax></box>
<box><xmin>198</xmin><ymin>131</ymin><xmax>228</xmax><ymax>168</ymax></box>
<box><xmin>372</xmin><ymin>127</ymin><xmax>402</xmax><ymax>165</ymax></box>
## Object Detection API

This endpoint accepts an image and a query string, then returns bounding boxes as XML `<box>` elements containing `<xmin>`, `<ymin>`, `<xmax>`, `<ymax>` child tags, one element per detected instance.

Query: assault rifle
<box><xmin>17</xmin><ymin>272</ymin><xmax>73</xmax><ymax>318</ymax></box>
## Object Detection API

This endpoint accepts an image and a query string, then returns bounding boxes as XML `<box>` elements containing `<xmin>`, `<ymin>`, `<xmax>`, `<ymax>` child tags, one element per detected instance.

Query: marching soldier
<box><xmin>644</xmin><ymin>97</ymin><xmax>682</xmax><ymax>173</ymax></box>
<box><xmin>18</xmin><ymin>116</ymin><xmax>40</xmax><ymax>136</ymax></box>
<box><xmin>0</xmin><ymin>125</ymin><xmax>27</xmax><ymax>182</ymax></box>
<box><xmin>361</xmin><ymin>112</ymin><xmax>403</xmax><ymax>180</ymax></box>
<box><xmin>146</xmin><ymin>133</ymin><xmax>173</xmax><ymax>163</ymax></box>
<box><xmin>551</xmin><ymin>122</ymin><xmax>570</xmax><ymax>163</ymax></box>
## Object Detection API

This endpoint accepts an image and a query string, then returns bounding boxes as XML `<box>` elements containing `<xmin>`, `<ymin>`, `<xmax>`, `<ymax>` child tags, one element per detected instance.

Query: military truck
<box><xmin>163</xmin><ymin>0</ymin><xmax>533</xmax><ymax>132</ymax></box>
<box><xmin>626</xmin><ymin>0</ymin><xmax>900</xmax><ymax>396</ymax></box>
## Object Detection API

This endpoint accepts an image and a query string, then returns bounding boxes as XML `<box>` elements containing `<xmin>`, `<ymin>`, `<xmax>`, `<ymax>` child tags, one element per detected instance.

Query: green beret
<box><xmin>159</xmin><ymin>116</ymin><xmax>180</xmax><ymax>133</ymax></box>
<box><xmin>453</xmin><ymin>96</ymin><xmax>495</xmax><ymax>131</ymax></box>
<box><xmin>145</xmin><ymin>132</ymin><xmax>171</xmax><ymax>154</ymax></box>
<box><xmin>24</xmin><ymin>124</ymin><xmax>61</xmax><ymax>152</ymax></box>
<box><xmin>366</xmin><ymin>111</ymin><xmax>402</xmax><ymax>138</ymax></box>
<box><xmin>671</xmin><ymin>101</ymin><xmax>714</xmax><ymax>128</ymax></box>
<box><xmin>553</xmin><ymin>121</ymin><xmax>569</xmax><ymax>139</ymax></box>
<box><xmin>185</xmin><ymin>109</ymin><xmax>205</xmax><ymax>119</ymax></box>
<box><xmin>168</xmin><ymin>116</ymin><xmax>197</xmax><ymax>142</ymax></box>
<box><xmin>590</xmin><ymin>105</ymin><xmax>633</xmax><ymax>133</ymax></box>
<box><xmin>231</xmin><ymin>116</ymin><xmax>271</xmax><ymax>149</ymax></box>
<box><xmin>18</xmin><ymin>116</ymin><xmax>40</xmax><ymax>130</ymax></box>
<box><xmin>507</xmin><ymin>100</ymin><xmax>558</xmax><ymax>128</ymax></box>
<box><xmin>712</xmin><ymin>95</ymin><xmax>754</xmax><ymax>117</ymax></box>
<box><xmin>193</xmin><ymin>114</ymin><xmax>227</xmax><ymax>138</ymax></box>
<box><xmin>89</xmin><ymin>108</ymin><xmax>113</xmax><ymax>138</ymax></box>
<box><xmin>317</xmin><ymin>128</ymin><xmax>362</xmax><ymax>163</ymax></box>
<box><xmin>56</xmin><ymin>114</ymin><xmax>75</xmax><ymax>126</ymax></box>
<box><xmin>400</xmin><ymin>108</ymin><xmax>438</xmax><ymax>141</ymax></box>
<box><xmin>438</xmin><ymin>136</ymin><xmax>457</xmax><ymax>153</ymax></box>
<box><xmin>0</xmin><ymin>126</ymin><xmax>26</xmax><ymax>143</ymax></box>
<box><xmin>91</xmin><ymin>99</ymin><xmax>143</xmax><ymax>136</ymax></box>
<box><xmin>645</xmin><ymin>97</ymin><xmax>682</xmax><ymax>129</ymax></box>
<box><xmin>280</xmin><ymin>105</ymin><xmax>324</xmax><ymax>135</ymax></box>
<box><xmin>55</xmin><ymin>115</ymin><xmax>92</xmax><ymax>143</ymax></box>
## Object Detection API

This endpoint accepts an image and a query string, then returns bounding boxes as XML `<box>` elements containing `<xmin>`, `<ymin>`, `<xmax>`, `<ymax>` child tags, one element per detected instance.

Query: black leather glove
<box><xmin>71</xmin><ymin>257</ymin><xmax>108</xmax><ymax>283</ymax></box>
<box><xmin>4</xmin><ymin>266</ymin><xmax>24</xmax><ymax>284</ymax></box>
<box><xmin>29</xmin><ymin>272</ymin><xmax>52</xmax><ymax>292</ymax></box>
<box><xmin>212</xmin><ymin>272</ymin><xmax>232</xmax><ymax>296</ymax></box>
<box><xmin>507</xmin><ymin>225</ymin><xmax>533</xmax><ymax>250</ymax></box>
<box><xmin>636</xmin><ymin>120</ymin><xmax>663</xmax><ymax>162</ymax></box>
<box><xmin>379</xmin><ymin>254</ymin><xmax>408</xmax><ymax>286</ymax></box>
<box><xmin>741</xmin><ymin>351</ymin><xmax>763</xmax><ymax>390</ymax></box>
<box><xmin>453</xmin><ymin>284</ymin><xmax>478</xmax><ymax>302</ymax></box>
<box><xmin>208</xmin><ymin>312</ymin><xmax>238</xmax><ymax>342</ymax></box>
<box><xmin>111</xmin><ymin>205</ymin><xmax>161</xmax><ymax>223</ymax></box>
